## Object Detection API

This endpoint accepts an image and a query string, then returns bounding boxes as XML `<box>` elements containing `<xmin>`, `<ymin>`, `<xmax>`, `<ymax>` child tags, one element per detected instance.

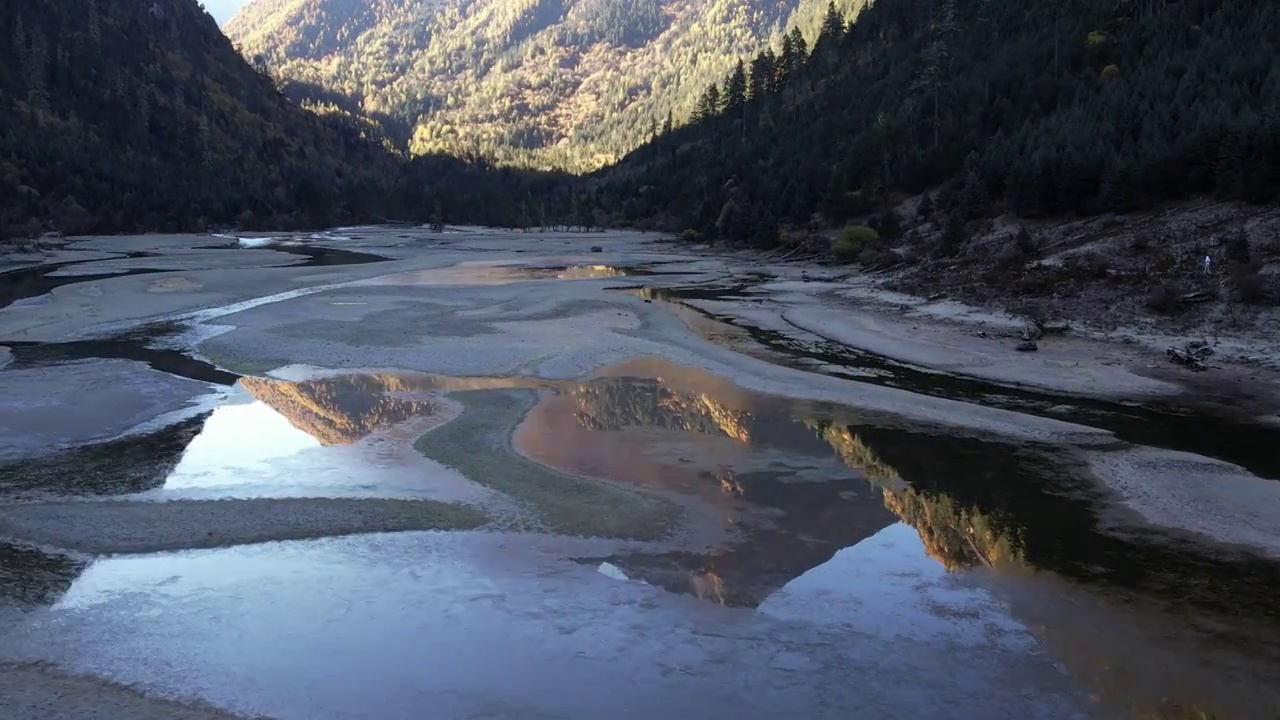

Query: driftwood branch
<box><xmin>776</xmin><ymin>245</ymin><xmax>805</xmax><ymax>262</ymax></box>
<box><xmin>1166</xmin><ymin>341</ymin><xmax>1213</xmax><ymax>371</ymax></box>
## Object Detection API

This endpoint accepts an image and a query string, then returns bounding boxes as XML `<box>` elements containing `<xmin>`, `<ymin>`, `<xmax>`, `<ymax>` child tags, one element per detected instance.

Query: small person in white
<box><xmin>1203</xmin><ymin>254</ymin><xmax>1212</xmax><ymax>275</ymax></box>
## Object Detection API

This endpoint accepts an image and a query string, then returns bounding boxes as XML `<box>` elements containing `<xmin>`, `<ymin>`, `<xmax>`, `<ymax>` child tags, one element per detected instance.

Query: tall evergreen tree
<box><xmin>726</xmin><ymin>61</ymin><xmax>748</xmax><ymax>112</ymax></box>
<box><xmin>749</xmin><ymin>48</ymin><xmax>777</xmax><ymax>100</ymax></box>
<box><xmin>816</xmin><ymin>2</ymin><xmax>846</xmax><ymax>58</ymax></box>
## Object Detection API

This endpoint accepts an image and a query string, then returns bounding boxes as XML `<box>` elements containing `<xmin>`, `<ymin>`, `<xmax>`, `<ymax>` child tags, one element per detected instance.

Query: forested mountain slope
<box><xmin>225</xmin><ymin>0</ymin><xmax>869</xmax><ymax>170</ymax></box>
<box><xmin>0</xmin><ymin>0</ymin><xmax>566</xmax><ymax>237</ymax></box>
<box><xmin>593</xmin><ymin>0</ymin><xmax>1280</xmax><ymax>244</ymax></box>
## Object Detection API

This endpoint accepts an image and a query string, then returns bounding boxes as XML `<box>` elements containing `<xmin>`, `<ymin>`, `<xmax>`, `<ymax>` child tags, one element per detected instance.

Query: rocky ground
<box><xmin>884</xmin><ymin>199</ymin><xmax>1280</xmax><ymax>374</ymax></box>
<box><xmin>720</xmin><ymin>198</ymin><xmax>1280</xmax><ymax>425</ymax></box>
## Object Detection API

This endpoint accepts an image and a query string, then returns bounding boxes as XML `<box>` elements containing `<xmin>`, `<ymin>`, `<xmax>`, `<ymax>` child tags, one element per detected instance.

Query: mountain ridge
<box><xmin>224</xmin><ymin>0</ymin><xmax>869</xmax><ymax>170</ymax></box>
<box><xmin>590</xmin><ymin>0</ymin><xmax>1280</xmax><ymax>242</ymax></box>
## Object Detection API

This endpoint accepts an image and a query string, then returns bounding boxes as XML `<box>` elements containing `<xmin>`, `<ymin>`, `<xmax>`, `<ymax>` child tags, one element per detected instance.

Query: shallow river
<box><xmin>1</xmin><ymin>229</ymin><xmax>1277</xmax><ymax>719</ymax></box>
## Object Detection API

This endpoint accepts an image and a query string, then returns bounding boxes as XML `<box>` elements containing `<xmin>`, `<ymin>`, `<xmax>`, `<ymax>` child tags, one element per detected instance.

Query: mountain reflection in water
<box><xmin>239</xmin><ymin>375</ymin><xmax>438</xmax><ymax>446</ymax></box>
<box><xmin>19</xmin><ymin>356</ymin><xmax>1272</xmax><ymax>619</ymax></box>
<box><xmin>532</xmin><ymin>367</ymin><xmax>1013</xmax><ymax>605</ymax></box>
<box><xmin>10</xmin><ymin>356</ymin><xmax>1276</xmax><ymax>622</ymax></box>
<box><xmin>0</xmin><ymin>543</ymin><xmax>87</xmax><ymax>607</ymax></box>
<box><xmin>135</xmin><ymin>375</ymin><xmax>457</xmax><ymax>501</ymax></box>
<box><xmin>5</xmin><ymin>358</ymin><xmax>1280</xmax><ymax>716</ymax></box>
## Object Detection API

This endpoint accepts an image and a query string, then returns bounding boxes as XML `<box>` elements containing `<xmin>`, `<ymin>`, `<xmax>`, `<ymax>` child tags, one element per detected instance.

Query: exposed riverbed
<box><xmin>1</xmin><ymin>227</ymin><xmax>1278</xmax><ymax>719</ymax></box>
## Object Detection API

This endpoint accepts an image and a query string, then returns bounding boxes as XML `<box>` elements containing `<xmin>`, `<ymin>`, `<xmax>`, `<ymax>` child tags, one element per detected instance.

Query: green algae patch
<box><xmin>415</xmin><ymin>390</ymin><xmax>678</xmax><ymax>540</ymax></box>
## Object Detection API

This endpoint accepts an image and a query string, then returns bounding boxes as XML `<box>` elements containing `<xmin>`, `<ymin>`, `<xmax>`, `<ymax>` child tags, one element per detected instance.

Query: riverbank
<box><xmin>687</xmin><ymin>197</ymin><xmax>1280</xmax><ymax>426</ymax></box>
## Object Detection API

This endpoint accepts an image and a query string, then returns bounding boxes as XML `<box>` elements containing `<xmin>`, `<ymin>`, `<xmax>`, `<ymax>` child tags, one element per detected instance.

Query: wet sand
<box><xmin>2</xmin><ymin>227</ymin><xmax>1279</xmax><ymax>719</ymax></box>
<box><xmin>0</xmin><ymin>663</ymin><xmax>250</xmax><ymax>720</ymax></box>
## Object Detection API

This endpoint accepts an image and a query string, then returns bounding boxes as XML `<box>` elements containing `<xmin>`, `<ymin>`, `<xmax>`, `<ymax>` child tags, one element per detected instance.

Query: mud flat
<box><xmin>1087</xmin><ymin>446</ymin><xmax>1280</xmax><ymax>557</ymax></box>
<box><xmin>0</xmin><ymin>663</ymin><xmax>250</xmax><ymax>720</ymax></box>
<box><xmin>2</xmin><ymin>228</ymin><xmax>1277</xmax><ymax>555</ymax></box>
<box><xmin>0</xmin><ymin>498</ymin><xmax>488</xmax><ymax>554</ymax></box>
<box><xmin>782</xmin><ymin>304</ymin><xmax>1178</xmax><ymax>399</ymax></box>
<box><xmin>189</xmin><ymin>265</ymin><xmax>1106</xmax><ymax>444</ymax></box>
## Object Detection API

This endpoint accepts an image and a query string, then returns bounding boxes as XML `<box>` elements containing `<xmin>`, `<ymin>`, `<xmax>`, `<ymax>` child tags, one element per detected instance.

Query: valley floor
<box><xmin>1</xmin><ymin>227</ymin><xmax>1278</xmax><ymax>719</ymax></box>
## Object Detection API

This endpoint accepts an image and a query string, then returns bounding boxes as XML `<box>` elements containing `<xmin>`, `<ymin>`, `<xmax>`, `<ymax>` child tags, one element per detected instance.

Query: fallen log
<box><xmin>777</xmin><ymin>245</ymin><xmax>805</xmax><ymax>261</ymax></box>
<box><xmin>1166</xmin><ymin>343</ymin><xmax>1211</xmax><ymax>371</ymax></box>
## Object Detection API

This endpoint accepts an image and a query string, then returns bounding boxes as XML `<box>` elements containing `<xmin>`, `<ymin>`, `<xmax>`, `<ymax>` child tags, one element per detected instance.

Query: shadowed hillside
<box><xmin>0</xmin><ymin>0</ymin><xmax>574</xmax><ymax>238</ymax></box>
<box><xmin>592</xmin><ymin>0</ymin><xmax>1279</xmax><ymax>242</ymax></box>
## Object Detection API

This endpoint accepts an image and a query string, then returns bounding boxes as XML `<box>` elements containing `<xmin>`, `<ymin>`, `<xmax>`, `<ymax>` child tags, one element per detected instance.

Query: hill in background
<box><xmin>225</xmin><ymin>0</ymin><xmax>869</xmax><ymax>170</ymax></box>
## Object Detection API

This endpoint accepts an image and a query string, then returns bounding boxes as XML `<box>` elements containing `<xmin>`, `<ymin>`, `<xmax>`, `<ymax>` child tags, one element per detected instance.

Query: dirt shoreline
<box><xmin>704</xmin><ymin>238</ymin><xmax>1280</xmax><ymax>426</ymax></box>
<box><xmin>0</xmin><ymin>662</ymin><xmax>255</xmax><ymax>720</ymax></box>
<box><xmin>810</xmin><ymin>290</ymin><xmax>1280</xmax><ymax>423</ymax></box>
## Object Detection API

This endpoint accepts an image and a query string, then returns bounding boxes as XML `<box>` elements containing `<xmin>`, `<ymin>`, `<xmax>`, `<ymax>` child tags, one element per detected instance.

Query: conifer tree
<box><xmin>726</xmin><ymin>61</ymin><xmax>747</xmax><ymax>112</ymax></box>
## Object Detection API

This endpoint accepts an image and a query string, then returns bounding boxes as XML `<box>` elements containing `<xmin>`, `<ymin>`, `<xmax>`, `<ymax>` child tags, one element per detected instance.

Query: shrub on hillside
<box><xmin>873</xmin><ymin>209</ymin><xmax>903</xmax><ymax>241</ymax></box>
<box><xmin>1225</xmin><ymin>229</ymin><xmax>1252</xmax><ymax>264</ymax></box>
<box><xmin>1063</xmin><ymin>252</ymin><xmax>1110</xmax><ymax>280</ymax></box>
<box><xmin>1232</xmin><ymin>264</ymin><xmax>1273</xmax><ymax>304</ymax></box>
<box><xmin>917</xmin><ymin>193</ymin><xmax>935</xmax><ymax>220</ymax></box>
<box><xmin>831</xmin><ymin>226</ymin><xmax>881</xmax><ymax>263</ymax></box>
<box><xmin>937</xmin><ymin>215</ymin><xmax>968</xmax><ymax>257</ymax></box>
<box><xmin>992</xmin><ymin>243</ymin><xmax>1026</xmax><ymax>271</ymax></box>
<box><xmin>1015</xmin><ymin>227</ymin><xmax>1037</xmax><ymax>257</ymax></box>
<box><xmin>859</xmin><ymin>247</ymin><xmax>899</xmax><ymax>268</ymax></box>
<box><xmin>1146</xmin><ymin>283</ymin><xmax>1184</xmax><ymax>314</ymax></box>
<box><xmin>1128</xmin><ymin>231</ymin><xmax>1153</xmax><ymax>255</ymax></box>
